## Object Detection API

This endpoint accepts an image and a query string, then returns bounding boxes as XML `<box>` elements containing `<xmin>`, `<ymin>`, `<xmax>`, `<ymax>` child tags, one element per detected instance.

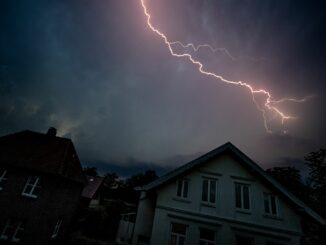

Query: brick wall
<box><xmin>0</xmin><ymin>167</ymin><xmax>83</xmax><ymax>245</ymax></box>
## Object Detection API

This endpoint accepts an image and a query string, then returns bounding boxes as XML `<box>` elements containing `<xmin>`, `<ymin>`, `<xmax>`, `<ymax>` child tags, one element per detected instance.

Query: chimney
<box><xmin>46</xmin><ymin>127</ymin><xmax>57</xmax><ymax>136</ymax></box>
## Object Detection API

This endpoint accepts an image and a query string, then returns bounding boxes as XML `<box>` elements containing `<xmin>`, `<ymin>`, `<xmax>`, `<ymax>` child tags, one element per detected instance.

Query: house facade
<box><xmin>132</xmin><ymin>143</ymin><xmax>325</xmax><ymax>245</ymax></box>
<box><xmin>0</xmin><ymin>128</ymin><xmax>86</xmax><ymax>245</ymax></box>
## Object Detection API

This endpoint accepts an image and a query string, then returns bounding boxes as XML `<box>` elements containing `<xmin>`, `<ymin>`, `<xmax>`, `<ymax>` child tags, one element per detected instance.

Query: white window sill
<box><xmin>21</xmin><ymin>193</ymin><xmax>38</xmax><ymax>199</ymax></box>
<box><xmin>173</xmin><ymin>197</ymin><xmax>191</xmax><ymax>203</ymax></box>
<box><xmin>201</xmin><ymin>201</ymin><xmax>216</xmax><ymax>208</ymax></box>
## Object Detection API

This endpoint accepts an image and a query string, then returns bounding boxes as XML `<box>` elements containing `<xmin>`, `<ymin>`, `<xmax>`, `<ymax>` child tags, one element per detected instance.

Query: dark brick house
<box><xmin>0</xmin><ymin>128</ymin><xmax>87</xmax><ymax>245</ymax></box>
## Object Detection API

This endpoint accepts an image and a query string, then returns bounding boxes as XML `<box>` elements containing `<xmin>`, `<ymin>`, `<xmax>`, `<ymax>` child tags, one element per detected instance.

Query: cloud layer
<box><xmin>1</xmin><ymin>0</ymin><xmax>325</xmax><ymax>171</ymax></box>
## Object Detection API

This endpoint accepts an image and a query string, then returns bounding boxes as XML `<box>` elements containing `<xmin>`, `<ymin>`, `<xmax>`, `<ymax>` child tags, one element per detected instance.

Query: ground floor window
<box><xmin>199</xmin><ymin>228</ymin><xmax>215</xmax><ymax>245</ymax></box>
<box><xmin>0</xmin><ymin>219</ymin><xmax>25</xmax><ymax>242</ymax></box>
<box><xmin>236</xmin><ymin>235</ymin><xmax>254</xmax><ymax>245</ymax></box>
<box><xmin>51</xmin><ymin>219</ymin><xmax>62</xmax><ymax>238</ymax></box>
<box><xmin>170</xmin><ymin>223</ymin><xmax>187</xmax><ymax>245</ymax></box>
<box><xmin>137</xmin><ymin>235</ymin><xmax>150</xmax><ymax>245</ymax></box>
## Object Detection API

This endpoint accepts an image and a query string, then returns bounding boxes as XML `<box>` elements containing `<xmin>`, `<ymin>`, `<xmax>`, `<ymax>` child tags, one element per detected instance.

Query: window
<box><xmin>21</xmin><ymin>176</ymin><xmax>41</xmax><ymax>198</ymax></box>
<box><xmin>170</xmin><ymin>223</ymin><xmax>187</xmax><ymax>245</ymax></box>
<box><xmin>137</xmin><ymin>235</ymin><xmax>150</xmax><ymax>245</ymax></box>
<box><xmin>0</xmin><ymin>169</ymin><xmax>7</xmax><ymax>190</ymax></box>
<box><xmin>12</xmin><ymin>221</ymin><xmax>24</xmax><ymax>242</ymax></box>
<box><xmin>176</xmin><ymin>179</ymin><xmax>188</xmax><ymax>198</ymax></box>
<box><xmin>51</xmin><ymin>219</ymin><xmax>62</xmax><ymax>238</ymax></box>
<box><xmin>235</xmin><ymin>183</ymin><xmax>250</xmax><ymax>210</ymax></box>
<box><xmin>236</xmin><ymin>235</ymin><xmax>254</xmax><ymax>245</ymax></box>
<box><xmin>264</xmin><ymin>193</ymin><xmax>278</xmax><ymax>216</ymax></box>
<box><xmin>0</xmin><ymin>219</ymin><xmax>25</xmax><ymax>242</ymax></box>
<box><xmin>0</xmin><ymin>219</ymin><xmax>15</xmax><ymax>240</ymax></box>
<box><xmin>199</xmin><ymin>228</ymin><xmax>215</xmax><ymax>245</ymax></box>
<box><xmin>202</xmin><ymin>179</ymin><xmax>217</xmax><ymax>204</ymax></box>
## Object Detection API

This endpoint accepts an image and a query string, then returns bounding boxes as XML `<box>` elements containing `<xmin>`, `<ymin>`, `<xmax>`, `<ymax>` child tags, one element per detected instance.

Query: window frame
<box><xmin>0</xmin><ymin>219</ymin><xmax>25</xmax><ymax>242</ymax></box>
<box><xmin>0</xmin><ymin>169</ymin><xmax>7</xmax><ymax>191</ymax></box>
<box><xmin>201</xmin><ymin>178</ymin><xmax>218</xmax><ymax>205</ymax></box>
<box><xmin>235</xmin><ymin>182</ymin><xmax>251</xmax><ymax>211</ymax></box>
<box><xmin>0</xmin><ymin>219</ymin><xmax>14</xmax><ymax>240</ymax></box>
<box><xmin>235</xmin><ymin>235</ymin><xmax>255</xmax><ymax>245</ymax></box>
<box><xmin>51</xmin><ymin>219</ymin><xmax>63</xmax><ymax>239</ymax></box>
<box><xmin>169</xmin><ymin>222</ymin><xmax>187</xmax><ymax>245</ymax></box>
<box><xmin>263</xmin><ymin>192</ymin><xmax>279</xmax><ymax>216</ymax></box>
<box><xmin>11</xmin><ymin>221</ymin><xmax>24</xmax><ymax>242</ymax></box>
<box><xmin>199</xmin><ymin>227</ymin><xmax>215</xmax><ymax>245</ymax></box>
<box><xmin>176</xmin><ymin>179</ymin><xmax>189</xmax><ymax>199</ymax></box>
<box><xmin>21</xmin><ymin>176</ymin><xmax>41</xmax><ymax>198</ymax></box>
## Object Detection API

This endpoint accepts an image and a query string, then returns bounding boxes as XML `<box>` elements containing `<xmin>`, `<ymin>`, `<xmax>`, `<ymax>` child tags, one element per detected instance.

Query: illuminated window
<box><xmin>202</xmin><ymin>179</ymin><xmax>217</xmax><ymax>204</ymax></box>
<box><xmin>51</xmin><ymin>219</ymin><xmax>62</xmax><ymax>238</ymax></box>
<box><xmin>199</xmin><ymin>228</ymin><xmax>215</xmax><ymax>245</ymax></box>
<box><xmin>235</xmin><ymin>183</ymin><xmax>250</xmax><ymax>210</ymax></box>
<box><xmin>176</xmin><ymin>179</ymin><xmax>188</xmax><ymax>198</ymax></box>
<box><xmin>264</xmin><ymin>193</ymin><xmax>278</xmax><ymax>215</ymax></box>
<box><xmin>22</xmin><ymin>176</ymin><xmax>41</xmax><ymax>198</ymax></box>
<box><xmin>0</xmin><ymin>169</ymin><xmax>7</xmax><ymax>190</ymax></box>
<box><xmin>170</xmin><ymin>223</ymin><xmax>187</xmax><ymax>245</ymax></box>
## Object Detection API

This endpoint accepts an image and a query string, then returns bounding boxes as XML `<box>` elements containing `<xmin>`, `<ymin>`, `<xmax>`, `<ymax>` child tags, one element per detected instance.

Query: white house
<box><xmin>131</xmin><ymin>142</ymin><xmax>325</xmax><ymax>245</ymax></box>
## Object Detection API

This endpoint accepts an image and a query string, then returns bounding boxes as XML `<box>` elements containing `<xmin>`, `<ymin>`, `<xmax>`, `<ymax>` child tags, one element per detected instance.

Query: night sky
<box><xmin>1</xmin><ymin>0</ymin><xmax>326</xmax><ymax>175</ymax></box>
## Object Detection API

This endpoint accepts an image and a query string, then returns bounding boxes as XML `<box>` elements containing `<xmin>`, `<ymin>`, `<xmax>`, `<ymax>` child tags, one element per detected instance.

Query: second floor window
<box><xmin>176</xmin><ymin>179</ymin><xmax>188</xmax><ymax>198</ymax></box>
<box><xmin>264</xmin><ymin>193</ymin><xmax>278</xmax><ymax>216</ymax></box>
<box><xmin>0</xmin><ymin>169</ymin><xmax>7</xmax><ymax>190</ymax></box>
<box><xmin>235</xmin><ymin>183</ymin><xmax>250</xmax><ymax>210</ymax></box>
<box><xmin>22</xmin><ymin>176</ymin><xmax>41</xmax><ymax>198</ymax></box>
<box><xmin>202</xmin><ymin>179</ymin><xmax>217</xmax><ymax>204</ymax></box>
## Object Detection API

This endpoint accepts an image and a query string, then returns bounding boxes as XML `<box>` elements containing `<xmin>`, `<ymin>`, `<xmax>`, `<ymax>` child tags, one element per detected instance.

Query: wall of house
<box><xmin>149</xmin><ymin>153</ymin><xmax>302</xmax><ymax>245</ymax></box>
<box><xmin>0</xmin><ymin>167</ymin><xmax>83</xmax><ymax>245</ymax></box>
<box><xmin>132</xmin><ymin>191</ymin><xmax>156</xmax><ymax>245</ymax></box>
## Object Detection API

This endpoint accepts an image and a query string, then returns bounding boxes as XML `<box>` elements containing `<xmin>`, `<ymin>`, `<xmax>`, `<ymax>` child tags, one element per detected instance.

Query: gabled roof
<box><xmin>82</xmin><ymin>175</ymin><xmax>105</xmax><ymax>199</ymax></box>
<box><xmin>141</xmin><ymin>142</ymin><xmax>325</xmax><ymax>225</ymax></box>
<box><xmin>0</xmin><ymin>130</ymin><xmax>86</xmax><ymax>185</ymax></box>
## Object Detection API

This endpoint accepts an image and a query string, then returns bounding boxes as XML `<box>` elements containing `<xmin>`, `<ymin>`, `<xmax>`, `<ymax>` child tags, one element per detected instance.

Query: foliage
<box><xmin>69</xmin><ymin>169</ymin><xmax>158</xmax><ymax>243</ymax></box>
<box><xmin>305</xmin><ymin>149</ymin><xmax>326</xmax><ymax>216</ymax></box>
<box><xmin>267</xmin><ymin>149</ymin><xmax>326</xmax><ymax>244</ymax></box>
<box><xmin>125</xmin><ymin>170</ymin><xmax>158</xmax><ymax>188</ymax></box>
<box><xmin>266</xmin><ymin>166</ymin><xmax>310</xmax><ymax>204</ymax></box>
<box><xmin>83</xmin><ymin>167</ymin><xmax>99</xmax><ymax>177</ymax></box>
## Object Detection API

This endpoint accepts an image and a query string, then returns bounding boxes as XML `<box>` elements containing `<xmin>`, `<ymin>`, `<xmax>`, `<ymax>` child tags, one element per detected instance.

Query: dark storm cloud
<box><xmin>1</xmin><ymin>0</ymin><xmax>325</xmax><ymax>172</ymax></box>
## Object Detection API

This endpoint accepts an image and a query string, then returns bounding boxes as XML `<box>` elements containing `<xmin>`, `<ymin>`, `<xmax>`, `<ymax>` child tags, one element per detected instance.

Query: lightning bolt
<box><xmin>140</xmin><ymin>0</ymin><xmax>312</xmax><ymax>133</ymax></box>
<box><xmin>170</xmin><ymin>41</ymin><xmax>264</xmax><ymax>62</ymax></box>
